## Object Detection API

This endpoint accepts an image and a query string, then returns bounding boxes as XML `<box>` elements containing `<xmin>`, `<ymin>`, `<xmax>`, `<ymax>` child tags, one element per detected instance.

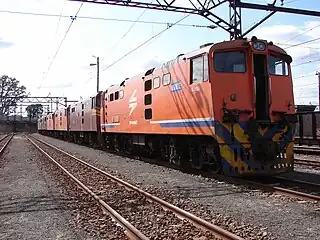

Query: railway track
<box><xmin>0</xmin><ymin>133</ymin><xmax>14</xmax><ymax>157</ymax></box>
<box><xmin>27</xmin><ymin>135</ymin><xmax>243</xmax><ymax>240</ymax></box>
<box><xmin>208</xmin><ymin>173</ymin><xmax>320</xmax><ymax>202</ymax></box>
<box><xmin>257</xmin><ymin>176</ymin><xmax>320</xmax><ymax>202</ymax></box>
<box><xmin>294</xmin><ymin>145</ymin><xmax>320</xmax><ymax>155</ymax></box>
<box><xmin>294</xmin><ymin>158</ymin><xmax>320</xmax><ymax>168</ymax></box>
<box><xmin>35</xmin><ymin>134</ymin><xmax>320</xmax><ymax>204</ymax></box>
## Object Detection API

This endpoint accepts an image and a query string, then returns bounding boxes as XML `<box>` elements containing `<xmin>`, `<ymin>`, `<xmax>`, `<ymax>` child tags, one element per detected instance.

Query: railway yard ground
<box><xmin>1</xmin><ymin>133</ymin><xmax>320</xmax><ymax>240</ymax></box>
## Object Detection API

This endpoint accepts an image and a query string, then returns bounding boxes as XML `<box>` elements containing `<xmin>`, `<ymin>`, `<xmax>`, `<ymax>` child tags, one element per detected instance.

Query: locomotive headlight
<box><xmin>253</xmin><ymin>41</ymin><xmax>266</xmax><ymax>51</ymax></box>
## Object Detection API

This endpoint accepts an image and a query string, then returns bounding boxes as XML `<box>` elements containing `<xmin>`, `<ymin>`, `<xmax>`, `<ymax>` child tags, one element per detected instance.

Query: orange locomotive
<box><xmin>38</xmin><ymin>36</ymin><xmax>297</xmax><ymax>176</ymax></box>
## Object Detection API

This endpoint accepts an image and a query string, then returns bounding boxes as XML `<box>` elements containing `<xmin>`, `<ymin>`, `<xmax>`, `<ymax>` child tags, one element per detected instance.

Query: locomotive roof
<box><xmin>103</xmin><ymin>38</ymin><xmax>288</xmax><ymax>93</ymax></box>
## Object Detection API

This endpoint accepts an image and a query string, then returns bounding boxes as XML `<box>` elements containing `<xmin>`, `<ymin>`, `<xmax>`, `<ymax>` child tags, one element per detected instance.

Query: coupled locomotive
<box><xmin>38</xmin><ymin>36</ymin><xmax>297</xmax><ymax>176</ymax></box>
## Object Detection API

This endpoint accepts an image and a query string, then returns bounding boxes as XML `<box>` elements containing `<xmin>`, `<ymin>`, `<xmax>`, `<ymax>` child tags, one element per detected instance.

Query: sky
<box><xmin>0</xmin><ymin>0</ymin><xmax>320</xmax><ymax>114</ymax></box>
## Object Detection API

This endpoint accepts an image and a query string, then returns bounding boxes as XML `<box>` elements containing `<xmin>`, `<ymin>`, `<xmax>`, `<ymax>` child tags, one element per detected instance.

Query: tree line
<box><xmin>0</xmin><ymin>75</ymin><xmax>43</xmax><ymax>121</ymax></box>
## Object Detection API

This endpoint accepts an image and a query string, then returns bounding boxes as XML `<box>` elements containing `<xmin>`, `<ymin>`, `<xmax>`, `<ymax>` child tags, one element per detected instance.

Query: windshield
<box><xmin>268</xmin><ymin>55</ymin><xmax>289</xmax><ymax>76</ymax></box>
<box><xmin>214</xmin><ymin>51</ymin><xmax>246</xmax><ymax>73</ymax></box>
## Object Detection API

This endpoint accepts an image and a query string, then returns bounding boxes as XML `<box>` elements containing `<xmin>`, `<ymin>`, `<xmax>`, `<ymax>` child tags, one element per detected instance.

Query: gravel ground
<box><xmin>284</xmin><ymin>153</ymin><xmax>320</xmax><ymax>181</ymax></box>
<box><xmin>282</xmin><ymin>167</ymin><xmax>320</xmax><ymax>184</ymax></box>
<box><xmin>34</xmin><ymin>133</ymin><xmax>320</xmax><ymax>240</ymax></box>
<box><xmin>33</xmin><ymin>138</ymin><xmax>220</xmax><ymax>240</ymax></box>
<box><xmin>0</xmin><ymin>135</ymin><xmax>91</xmax><ymax>240</ymax></box>
<box><xmin>295</xmin><ymin>153</ymin><xmax>320</xmax><ymax>164</ymax></box>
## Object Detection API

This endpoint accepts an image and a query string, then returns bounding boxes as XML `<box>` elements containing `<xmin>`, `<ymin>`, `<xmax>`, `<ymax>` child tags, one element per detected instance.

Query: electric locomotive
<box><xmin>38</xmin><ymin>36</ymin><xmax>297</xmax><ymax>176</ymax></box>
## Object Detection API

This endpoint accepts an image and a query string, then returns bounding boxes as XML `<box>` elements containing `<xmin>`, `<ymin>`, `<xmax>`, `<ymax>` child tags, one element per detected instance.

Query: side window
<box><xmin>145</xmin><ymin>108</ymin><xmax>152</xmax><ymax>119</ymax></box>
<box><xmin>109</xmin><ymin>93</ymin><xmax>114</xmax><ymax>102</ymax></box>
<box><xmin>163</xmin><ymin>73</ymin><xmax>171</xmax><ymax>86</ymax></box>
<box><xmin>268</xmin><ymin>55</ymin><xmax>288</xmax><ymax>76</ymax></box>
<box><xmin>203</xmin><ymin>54</ymin><xmax>208</xmax><ymax>81</ymax></box>
<box><xmin>115</xmin><ymin>91</ymin><xmax>119</xmax><ymax>100</ymax></box>
<box><xmin>214</xmin><ymin>51</ymin><xmax>246</xmax><ymax>73</ymax></box>
<box><xmin>71</xmin><ymin>107</ymin><xmax>75</xmax><ymax>113</ymax></box>
<box><xmin>119</xmin><ymin>90</ymin><xmax>124</xmax><ymax>99</ymax></box>
<box><xmin>144</xmin><ymin>79</ymin><xmax>152</xmax><ymax>91</ymax></box>
<box><xmin>153</xmin><ymin>77</ymin><xmax>160</xmax><ymax>89</ymax></box>
<box><xmin>144</xmin><ymin>94</ymin><xmax>152</xmax><ymax>105</ymax></box>
<box><xmin>191</xmin><ymin>56</ymin><xmax>203</xmax><ymax>83</ymax></box>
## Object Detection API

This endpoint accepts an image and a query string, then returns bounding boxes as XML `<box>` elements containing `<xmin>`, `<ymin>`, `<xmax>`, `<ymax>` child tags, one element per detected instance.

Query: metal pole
<box><xmin>317</xmin><ymin>72</ymin><xmax>320</xmax><ymax>110</ymax></box>
<box><xmin>97</xmin><ymin>57</ymin><xmax>100</xmax><ymax>93</ymax></box>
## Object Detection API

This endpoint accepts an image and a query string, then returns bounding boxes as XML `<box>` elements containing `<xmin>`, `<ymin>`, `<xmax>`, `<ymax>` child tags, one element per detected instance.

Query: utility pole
<box><xmin>90</xmin><ymin>56</ymin><xmax>100</xmax><ymax>93</ymax></box>
<box><xmin>97</xmin><ymin>57</ymin><xmax>100</xmax><ymax>93</ymax></box>
<box><xmin>317</xmin><ymin>71</ymin><xmax>320</xmax><ymax>110</ymax></box>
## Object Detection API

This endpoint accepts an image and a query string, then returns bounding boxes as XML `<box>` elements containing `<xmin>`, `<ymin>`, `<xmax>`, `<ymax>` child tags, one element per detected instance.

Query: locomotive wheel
<box><xmin>209</xmin><ymin>148</ymin><xmax>223</xmax><ymax>174</ymax></box>
<box><xmin>209</xmin><ymin>159</ymin><xmax>222</xmax><ymax>174</ymax></box>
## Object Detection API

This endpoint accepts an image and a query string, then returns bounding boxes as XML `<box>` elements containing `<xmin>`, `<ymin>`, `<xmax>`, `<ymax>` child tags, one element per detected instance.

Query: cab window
<box><xmin>163</xmin><ymin>73</ymin><xmax>171</xmax><ymax>86</ymax></box>
<box><xmin>214</xmin><ymin>51</ymin><xmax>246</xmax><ymax>73</ymax></box>
<box><xmin>191</xmin><ymin>54</ymin><xmax>208</xmax><ymax>83</ymax></box>
<box><xmin>268</xmin><ymin>55</ymin><xmax>288</xmax><ymax>76</ymax></box>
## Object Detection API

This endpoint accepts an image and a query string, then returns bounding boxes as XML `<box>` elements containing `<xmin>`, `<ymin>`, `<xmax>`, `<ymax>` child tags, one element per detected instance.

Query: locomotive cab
<box><xmin>210</xmin><ymin>36</ymin><xmax>296</xmax><ymax>176</ymax></box>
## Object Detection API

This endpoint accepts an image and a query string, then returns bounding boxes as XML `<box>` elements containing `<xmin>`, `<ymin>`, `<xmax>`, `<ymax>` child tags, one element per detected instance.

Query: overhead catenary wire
<box><xmin>293</xmin><ymin>71</ymin><xmax>318</xmax><ymax>80</ymax></box>
<box><xmin>100</xmin><ymin>14</ymin><xmax>191</xmax><ymax>74</ymax></box>
<box><xmin>105</xmin><ymin>0</ymin><xmax>153</xmax><ymax>57</ymax></box>
<box><xmin>282</xmin><ymin>36</ymin><xmax>320</xmax><ymax>49</ymax></box>
<box><xmin>0</xmin><ymin>9</ymin><xmax>213</xmax><ymax>29</ymax></box>
<box><xmin>81</xmin><ymin>13</ymin><xmax>192</xmax><ymax>86</ymax></box>
<box><xmin>37</xmin><ymin>3</ymin><xmax>84</xmax><ymax>91</ymax></box>
<box><xmin>291</xmin><ymin>58</ymin><xmax>320</xmax><ymax>67</ymax></box>
<box><xmin>82</xmin><ymin>3</ymin><xmax>152</xmax><ymax>87</ymax></box>
<box><xmin>55</xmin><ymin>0</ymin><xmax>66</xmax><ymax>35</ymax></box>
<box><xmin>282</xmin><ymin>22</ymin><xmax>320</xmax><ymax>44</ymax></box>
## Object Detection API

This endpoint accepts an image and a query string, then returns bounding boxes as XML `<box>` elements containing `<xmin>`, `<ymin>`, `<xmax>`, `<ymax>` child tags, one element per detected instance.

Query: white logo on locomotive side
<box><xmin>129</xmin><ymin>89</ymin><xmax>137</xmax><ymax>116</ymax></box>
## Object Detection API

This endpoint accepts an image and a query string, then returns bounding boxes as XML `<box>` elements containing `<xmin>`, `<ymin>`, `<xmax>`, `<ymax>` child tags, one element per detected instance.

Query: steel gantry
<box><xmin>67</xmin><ymin>0</ymin><xmax>320</xmax><ymax>40</ymax></box>
<box><xmin>2</xmin><ymin>96</ymin><xmax>78</xmax><ymax>117</ymax></box>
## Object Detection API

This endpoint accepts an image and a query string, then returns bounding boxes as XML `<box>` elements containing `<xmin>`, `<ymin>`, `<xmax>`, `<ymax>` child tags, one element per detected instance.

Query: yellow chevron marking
<box><xmin>272</xmin><ymin>125</ymin><xmax>288</xmax><ymax>142</ymax></box>
<box><xmin>258</xmin><ymin>127</ymin><xmax>268</xmax><ymax>136</ymax></box>
<box><xmin>286</xmin><ymin>142</ymin><xmax>294</xmax><ymax>164</ymax></box>
<box><xmin>216</xmin><ymin>135</ymin><xmax>250</xmax><ymax>173</ymax></box>
<box><xmin>221</xmin><ymin>123</ymin><xmax>252</xmax><ymax>154</ymax></box>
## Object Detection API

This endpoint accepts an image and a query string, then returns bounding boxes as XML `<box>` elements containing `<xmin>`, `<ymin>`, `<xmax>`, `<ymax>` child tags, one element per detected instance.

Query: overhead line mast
<box><xmin>68</xmin><ymin>0</ymin><xmax>320</xmax><ymax>40</ymax></box>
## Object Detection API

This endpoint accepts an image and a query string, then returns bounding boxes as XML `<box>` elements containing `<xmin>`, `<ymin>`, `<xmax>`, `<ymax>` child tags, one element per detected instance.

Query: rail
<box><xmin>0</xmin><ymin>133</ymin><xmax>14</xmax><ymax>157</ymax></box>
<box><xmin>294</xmin><ymin>158</ymin><xmax>320</xmax><ymax>168</ymax></box>
<box><xmin>27</xmin><ymin>136</ymin><xmax>149</xmax><ymax>240</ymax></box>
<box><xmin>209</xmin><ymin>173</ymin><xmax>320</xmax><ymax>202</ymax></box>
<box><xmin>244</xmin><ymin>178</ymin><xmax>320</xmax><ymax>202</ymax></box>
<box><xmin>294</xmin><ymin>145</ymin><xmax>320</xmax><ymax>155</ymax></box>
<box><xmin>29</xmin><ymin>135</ymin><xmax>244</xmax><ymax>240</ymax></box>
